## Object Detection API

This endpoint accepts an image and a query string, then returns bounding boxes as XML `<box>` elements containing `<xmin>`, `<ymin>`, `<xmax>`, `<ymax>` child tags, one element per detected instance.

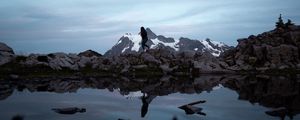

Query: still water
<box><xmin>0</xmin><ymin>75</ymin><xmax>299</xmax><ymax>120</ymax></box>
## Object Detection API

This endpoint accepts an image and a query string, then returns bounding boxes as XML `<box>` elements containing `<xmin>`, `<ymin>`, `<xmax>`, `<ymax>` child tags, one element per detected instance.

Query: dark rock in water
<box><xmin>78</xmin><ymin>50</ymin><xmax>102</xmax><ymax>57</ymax></box>
<box><xmin>179</xmin><ymin>105</ymin><xmax>203</xmax><ymax>115</ymax></box>
<box><xmin>265</xmin><ymin>108</ymin><xmax>288</xmax><ymax>117</ymax></box>
<box><xmin>172</xmin><ymin>116</ymin><xmax>178</xmax><ymax>120</ymax></box>
<box><xmin>11</xmin><ymin>115</ymin><xmax>23</xmax><ymax>120</ymax></box>
<box><xmin>178</xmin><ymin>100</ymin><xmax>206</xmax><ymax>116</ymax></box>
<box><xmin>0</xmin><ymin>81</ymin><xmax>13</xmax><ymax>100</ymax></box>
<box><xmin>265</xmin><ymin>107</ymin><xmax>299</xmax><ymax>120</ymax></box>
<box><xmin>52</xmin><ymin>107</ymin><xmax>86</xmax><ymax>115</ymax></box>
<box><xmin>223</xmin><ymin>75</ymin><xmax>300</xmax><ymax>119</ymax></box>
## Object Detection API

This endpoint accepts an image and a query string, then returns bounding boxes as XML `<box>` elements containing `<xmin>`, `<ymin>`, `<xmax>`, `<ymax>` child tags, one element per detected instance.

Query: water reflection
<box><xmin>141</xmin><ymin>93</ymin><xmax>156</xmax><ymax>117</ymax></box>
<box><xmin>223</xmin><ymin>75</ymin><xmax>300</xmax><ymax>120</ymax></box>
<box><xmin>0</xmin><ymin>74</ymin><xmax>299</xmax><ymax>119</ymax></box>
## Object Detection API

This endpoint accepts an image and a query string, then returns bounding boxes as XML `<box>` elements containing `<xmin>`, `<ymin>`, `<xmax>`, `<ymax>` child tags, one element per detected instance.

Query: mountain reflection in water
<box><xmin>0</xmin><ymin>74</ymin><xmax>299</xmax><ymax>120</ymax></box>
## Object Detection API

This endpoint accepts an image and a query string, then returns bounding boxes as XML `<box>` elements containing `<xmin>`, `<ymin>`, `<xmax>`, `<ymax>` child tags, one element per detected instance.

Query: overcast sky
<box><xmin>0</xmin><ymin>0</ymin><xmax>299</xmax><ymax>54</ymax></box>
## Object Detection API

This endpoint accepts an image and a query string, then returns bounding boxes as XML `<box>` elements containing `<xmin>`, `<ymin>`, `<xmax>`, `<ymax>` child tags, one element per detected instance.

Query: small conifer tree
<box><xmin>285</xmin><ymin>19</ymin><xmax>294</xmax><ymax>27</ymax></box>
<box><xmin>276</xmin><ymin>14</ymin><xmax>285</xmax><ymax>28</ymax></box>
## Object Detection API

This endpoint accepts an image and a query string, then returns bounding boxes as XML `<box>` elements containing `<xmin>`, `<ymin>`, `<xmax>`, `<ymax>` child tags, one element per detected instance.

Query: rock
<box><xmin>178</xmin><ymin>100</ymin><xmax>206</xmax><ymax>115</ymax></box>
<box><xmin>132</xmin><ymin>65</ymin><xmax>148</xmax><ymax>69</ymax></box>
<box><xmin>265</xmin><ymin>107</ymin><xmax>288</xmax><ymax>119</ymax></box>
<box><xmin>0</xmin><ymin>42</ymin><xmax>15</xmax><ymax>65</ymax></box>
<box><xmin>160</xmin><ymin>64</ymin><xmax>171</xmax><ymax>73</ymax></box>
<box><xmin>176</xmin><ymin>50</ymin><xmax>195</xmax><ymax>59</ymax></box>
<box><xmin>52</xmin><ymin>107</ymin><xmax>86</xmax><ymax>114</ymax></box>
<box><xmin>222</xmin><ymin>24</ymin><xmax>300</xmax><ymax>70</ymax></box>
<box><xmin>0</xmin><ymin>42</ymin><xmax>14</xmax><ymax>53</ymax></box>
<box><xmin>48</xmin><ymin>53</ymin><xmax>79</xmax><ymax>70</ymax></box>
<box><xmin>23</xmin><ymin>53</ymin><xmax>80</xmax><ymax>70</ymax></box>
<box><xmin>11</xmin><ymin>115</ymin><xmax>24</xmax><ymax>120</ymax></box>
<box><xmin>120</xmin><ymin>65</ymin><xmax>130</xmax><ymax>74</ymax></box>
<box><xmin>0</xmin><ymin>82</ymin><xmax>13</xmax><ymax>100</ymax></box>
<box><xmin>297</xmin><ymin>64</ymin><xmax>300</xmax><ymax>69</ymax></box>
<box><xmin>279</xmin><ymin>65</ymin><xmax>289</xmax><ymax>69</ymax></box>
<box><xmin>78</xmin><ymin>50</ymin><xmax>102</xmax><ymax>57</ymax></box>
<box><xmin>9</xmin><ymin>74</ymin><xmax>19</xmax><ymax>79</ymax></box>
<box><xmin>141</xmin><ymin>52</ymin><xmax>161</xmax><ymax>65</ymax></box>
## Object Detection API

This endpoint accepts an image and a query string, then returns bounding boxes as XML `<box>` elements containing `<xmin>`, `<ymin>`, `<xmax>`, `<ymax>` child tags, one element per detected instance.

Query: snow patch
<box><xmin>200</xmin><ymin>40</ymin><xmax>222</xmax><ymax>57</ymax></box>
<box><xmin>212</xmin><ymin>52</ymin><xmax>220</xmax><ymax>56</ymax></box>
<box><xmin>123</xmin><ymin>33</ymin><xmax>141</xmax><ymax>52</ymax></box>
<box><xmin>122</xmin><ymin>46</ymin><xmax>130</xmax><ymax>53</ymax></box>
<box><xmin>211</xmin><ymin>41</ymin><xmax>225</xmax><ymax>47</ymax></box>
<box><xmin>151</xmin><ymin>38</ymin><xmax>179</xmax><ymax>51</ymax></box>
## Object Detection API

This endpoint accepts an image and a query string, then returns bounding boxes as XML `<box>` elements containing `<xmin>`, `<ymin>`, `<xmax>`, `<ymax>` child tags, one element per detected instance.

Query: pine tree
<box><xmin>276</xmin><ymin>14</ymin><xmax>285</xmax><ymax>28</ymax></box>
<box><xmin>285</xmin><ymin>19</ymin><xmax>294</xmax><ymax>27</ymax></box>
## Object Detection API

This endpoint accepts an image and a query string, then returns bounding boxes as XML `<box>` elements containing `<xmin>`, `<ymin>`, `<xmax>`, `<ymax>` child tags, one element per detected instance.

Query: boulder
<box><xmin>0</xmin><ymin>42</ymin><xmax>15</xmax><ymax>65</ymax></box>
<box><xmin>78</xmin><ymin>50</ymin><xmax>102</xmax><ymax>57</ymax></box>
<box><xmin>141</xmin><ymin>52</ymin><xmax>161</xmax><ymax>65</ymax></box>
<box><xmin>52</xmin><ymin>107</ymin><xmax>86</xmax><ymax>115</ymax></box>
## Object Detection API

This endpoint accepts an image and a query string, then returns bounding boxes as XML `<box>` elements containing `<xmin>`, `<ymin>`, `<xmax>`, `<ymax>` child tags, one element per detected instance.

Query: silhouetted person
<box><xmin>140</xmin><ymin>93</ymin><xmax>156</xmax><ymax>118</ymax></box>
<box><xmin>139</xmin><ymin>27</ymin><xmax>150</xmax><ymax>51</ymax></box>
<box><xmin>141</xmin><ymin>94</ymin><xmax>149</xmax><ymax>117</ymax></box>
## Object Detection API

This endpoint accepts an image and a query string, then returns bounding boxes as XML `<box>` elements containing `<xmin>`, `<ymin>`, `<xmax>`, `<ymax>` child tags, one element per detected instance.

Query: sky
<box><xmin>0</xmin><ymin>0</ymin><xmax>299</xmax><ymax>54</ymax></box>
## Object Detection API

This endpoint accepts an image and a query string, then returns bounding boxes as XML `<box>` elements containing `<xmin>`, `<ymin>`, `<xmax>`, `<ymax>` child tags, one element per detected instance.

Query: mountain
<box><xmin>104</xmin><ymin>28</ymin><xmax>233</xmax><ymax>57</ymax></box>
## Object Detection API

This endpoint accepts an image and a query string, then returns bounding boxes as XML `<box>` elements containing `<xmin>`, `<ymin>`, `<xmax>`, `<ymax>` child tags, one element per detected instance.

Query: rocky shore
<box><xmin>222</xmin><ymin>22</ymin><xmax>300</xmax><ymax>72</ymax></box>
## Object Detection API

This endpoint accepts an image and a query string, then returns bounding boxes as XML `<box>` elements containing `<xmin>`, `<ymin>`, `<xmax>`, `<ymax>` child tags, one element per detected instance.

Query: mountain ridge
<box><xmin>104</xmin><ymin>28</ymin><xmax>233</xmax><ymax>57</ymax></box>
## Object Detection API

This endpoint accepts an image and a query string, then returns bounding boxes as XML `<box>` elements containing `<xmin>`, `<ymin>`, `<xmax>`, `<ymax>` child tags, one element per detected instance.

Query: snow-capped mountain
<box><xmin>104</xmin><ymin>28</ymin><xmax>233</xmax><ymax>57</ymax></box>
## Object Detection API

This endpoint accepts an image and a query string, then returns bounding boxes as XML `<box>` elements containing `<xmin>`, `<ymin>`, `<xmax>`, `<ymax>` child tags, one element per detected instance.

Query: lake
<box><xmin>0</xmin><ymin>75</ymin><xmax>299</xmax><ymax>120</ymax></box>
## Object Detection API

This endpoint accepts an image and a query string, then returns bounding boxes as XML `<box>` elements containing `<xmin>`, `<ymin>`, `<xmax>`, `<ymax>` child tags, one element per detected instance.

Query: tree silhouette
<box><xmin>285</xmin><ymin>19</ymin><xmax>294</xmax><ymax>27</ymax></box>
<box><xmin>276</xmin><ymin>14</ymin><xmax>285</xmax><ymax>28</ymax></box>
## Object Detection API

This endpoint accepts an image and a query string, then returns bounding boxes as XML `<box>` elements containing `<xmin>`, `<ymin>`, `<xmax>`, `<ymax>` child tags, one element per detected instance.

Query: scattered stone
<box><xmin>52</xmin><ymin>107</ymin><xmax>86</xmax><ymax>115</ymax></box>
<box><xmin>9</xmin><ymin>74</ymin><xmax>19</xmax><ymax>79</ymax></box>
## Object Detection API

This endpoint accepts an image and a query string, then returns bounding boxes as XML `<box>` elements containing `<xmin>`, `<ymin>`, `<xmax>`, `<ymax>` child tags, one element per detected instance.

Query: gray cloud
<box><xmin>0</xmin><ymin>0</ymin><xmax>300</xmax><ymax>54</ymax></box>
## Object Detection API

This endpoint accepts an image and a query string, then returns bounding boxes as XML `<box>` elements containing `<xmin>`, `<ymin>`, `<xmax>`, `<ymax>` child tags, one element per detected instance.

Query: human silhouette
<box><xmin>140</xmin><ymin>93</ymin><xmax>156</xmax><ymax>118</ymax></box>
<box><xmin>139</xmin><ymin>27</ymin><xmax>150</xmax><ymax>51</ymax></box>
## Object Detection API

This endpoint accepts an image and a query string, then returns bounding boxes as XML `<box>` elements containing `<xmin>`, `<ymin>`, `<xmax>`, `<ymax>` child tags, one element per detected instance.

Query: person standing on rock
<box><xmin>139</xmin><ymin>27</ymin><xmax>150</xmax><ymax>51</ymax></box>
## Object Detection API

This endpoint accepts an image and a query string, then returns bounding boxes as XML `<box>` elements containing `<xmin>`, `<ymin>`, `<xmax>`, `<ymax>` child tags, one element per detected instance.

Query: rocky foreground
<box><xmin>222</xmin><ymin>24</ymin><xmax>300</xmax><ymax>72</ymax></box>
<box><xmin>1</xmin><ymin>23</ymin><xmax>300</xmax><ymax>77</ymax></box>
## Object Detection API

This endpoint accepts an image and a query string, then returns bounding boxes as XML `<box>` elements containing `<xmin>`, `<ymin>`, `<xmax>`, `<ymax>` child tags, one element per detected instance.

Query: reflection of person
<box><xmin>139</xmin><ymin>27</ymin><xmax>150</xmax><ymax>51</ymax></box>
<box><xmin>141</xmin><ymin>94</ymin><xmax>149</xmax><ymax>117</ymax></box>
<box><xmin>141</xmin><ymin>93</ymin><xmax>156</xmax><ymax>118</ymax></box>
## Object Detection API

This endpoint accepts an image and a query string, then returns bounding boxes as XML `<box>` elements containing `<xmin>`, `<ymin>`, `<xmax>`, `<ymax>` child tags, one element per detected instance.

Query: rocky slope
<box><xmin>105</xmin><ymin>28</ymin><xmax>232</xmax><ymax>57</ymax></box>
<box><xmin>221</xmin><ymin>24</ymin><xmax>300</xmax><ymax>71</ymax></box>
<box><xmin>0</xmin><ymin>42</ymin><xmax>15</xmax><ymax>65</ymax></box>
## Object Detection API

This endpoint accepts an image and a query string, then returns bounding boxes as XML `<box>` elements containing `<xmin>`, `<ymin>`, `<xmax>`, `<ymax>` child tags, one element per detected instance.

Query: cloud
<box><xmin>0</xmin><ymin>0</ymin><xmax>300</xmax><ymax>54</ymax></box>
